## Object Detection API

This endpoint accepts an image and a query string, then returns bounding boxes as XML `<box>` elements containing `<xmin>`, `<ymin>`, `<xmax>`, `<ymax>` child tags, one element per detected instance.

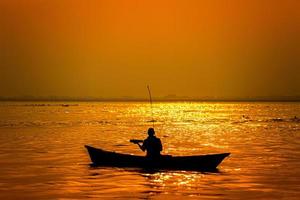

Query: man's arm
<box><xmin>158</xmin><ymin>139</ymin><xmax>163</xmax><ymax>151</ymax></box>
<box><xmin>138</xmin><ymin>141</ymin><xmax>146</xmax><ymax>151</ymax></box>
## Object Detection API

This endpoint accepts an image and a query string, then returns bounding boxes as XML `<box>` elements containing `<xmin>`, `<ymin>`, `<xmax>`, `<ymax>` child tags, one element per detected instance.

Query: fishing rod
<box><xmin>147</xmin><ymin>85</ymin><xmax>155</xmax><ymax>128</ymax></box>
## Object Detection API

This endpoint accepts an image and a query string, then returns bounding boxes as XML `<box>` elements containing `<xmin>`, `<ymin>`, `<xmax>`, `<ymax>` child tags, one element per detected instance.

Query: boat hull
<box><xmin>85</xmin><ymin>145</ymin><xmax>230</xmax><ymax>171</ymax></box>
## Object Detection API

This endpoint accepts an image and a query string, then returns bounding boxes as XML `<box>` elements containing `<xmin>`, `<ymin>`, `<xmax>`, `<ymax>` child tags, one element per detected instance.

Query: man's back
<box><xmin>142</xmin><ymin>136</ymin><xmax>162</xmax><ymax>158</ymax></box>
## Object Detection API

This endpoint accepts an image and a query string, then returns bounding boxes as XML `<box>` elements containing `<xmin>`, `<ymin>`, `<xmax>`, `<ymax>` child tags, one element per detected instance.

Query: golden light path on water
<box><xmin>0</xmin><ymin>102</ymin><xmax>299</xmax><ymax>199</ymax></box>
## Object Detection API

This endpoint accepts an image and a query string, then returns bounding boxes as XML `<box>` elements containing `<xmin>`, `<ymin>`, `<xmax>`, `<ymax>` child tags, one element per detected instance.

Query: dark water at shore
<box><xmin>0</xmin><ymin>102</ymin><xmax>299</xmax><ymax>199</ymax></box>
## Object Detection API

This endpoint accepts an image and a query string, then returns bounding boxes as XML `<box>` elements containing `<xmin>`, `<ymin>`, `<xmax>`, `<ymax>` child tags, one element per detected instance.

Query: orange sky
<box><xmin>0</xmin><ymin>0</ymin><xmax>299</xmax><ymax>99</ymax></box>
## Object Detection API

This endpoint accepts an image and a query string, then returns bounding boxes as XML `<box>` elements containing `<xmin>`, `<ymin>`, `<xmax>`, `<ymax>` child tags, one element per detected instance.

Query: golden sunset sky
<box><xmin>0</xmin><ymin>0</ymin><xmax>299</xmax><ymax>99</ymax></box>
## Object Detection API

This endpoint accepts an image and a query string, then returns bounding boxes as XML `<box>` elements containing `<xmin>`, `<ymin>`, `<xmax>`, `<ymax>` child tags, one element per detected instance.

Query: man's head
<box><xmin>147</xmin><ymin>128</ymin><xmax>155</xmax><ymax>136</ymax></box>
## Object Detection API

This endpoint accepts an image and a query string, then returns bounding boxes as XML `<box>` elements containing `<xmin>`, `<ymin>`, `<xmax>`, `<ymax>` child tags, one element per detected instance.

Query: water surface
<box><xmin>0</xmin><ymin>102</ymin><xmax>299</xmax><ymax>199</ymax></box>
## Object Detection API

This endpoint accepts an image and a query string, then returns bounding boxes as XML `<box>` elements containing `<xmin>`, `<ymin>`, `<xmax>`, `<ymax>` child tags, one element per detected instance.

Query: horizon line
<box><xmin>0</xmin><ymin>97</ymin><xmax>300</xmax><ymax>102</ymax></box>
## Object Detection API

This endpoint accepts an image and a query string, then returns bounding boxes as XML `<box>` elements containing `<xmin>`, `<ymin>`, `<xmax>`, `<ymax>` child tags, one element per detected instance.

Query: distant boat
<box><xmin>85</xmin><ymin>145</ymin><xmax>230</xmax><ymax>171</ymax></box>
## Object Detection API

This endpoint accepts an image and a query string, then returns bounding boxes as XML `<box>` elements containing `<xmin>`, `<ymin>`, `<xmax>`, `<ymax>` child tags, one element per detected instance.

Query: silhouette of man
<box><xmin>138</xmin><ymin>128</ymin><xmax>162</xmax><ymax>158</ymax></box>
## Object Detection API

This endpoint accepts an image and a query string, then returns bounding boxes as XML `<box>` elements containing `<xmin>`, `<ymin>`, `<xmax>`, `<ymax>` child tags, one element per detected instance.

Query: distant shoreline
<box><xmin>0</xmin><ymin>98</ymin><xmax>299</xmax><ymax>102</ymax></box>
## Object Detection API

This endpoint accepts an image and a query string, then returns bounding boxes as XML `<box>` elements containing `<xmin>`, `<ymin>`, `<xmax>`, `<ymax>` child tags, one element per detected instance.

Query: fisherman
<box><xmin>136</xmin><ymin>128</ymin><xmax>162</xmax><ymax>158</ymax></box>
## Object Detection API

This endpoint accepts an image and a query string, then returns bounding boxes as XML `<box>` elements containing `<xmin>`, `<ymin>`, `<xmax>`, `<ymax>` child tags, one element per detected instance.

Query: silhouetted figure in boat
<box><xmin>137</xmin><ymin>128</ymin><xmax>163</xmax><ymax>158</ymax></box>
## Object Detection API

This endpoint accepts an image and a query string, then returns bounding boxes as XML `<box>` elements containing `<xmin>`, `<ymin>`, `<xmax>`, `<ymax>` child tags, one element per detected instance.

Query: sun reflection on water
<box><xmin>142</xmin><ymin>171</ymin><xmax>205</xmax><ymax>190</ymax></box>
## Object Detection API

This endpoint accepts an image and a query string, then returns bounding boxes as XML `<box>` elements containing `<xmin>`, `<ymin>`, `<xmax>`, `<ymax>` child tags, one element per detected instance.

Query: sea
<box><xmin>0</xmin><ymin>101</ymin><xmax>299</xmax><ymax>199</ymax></box>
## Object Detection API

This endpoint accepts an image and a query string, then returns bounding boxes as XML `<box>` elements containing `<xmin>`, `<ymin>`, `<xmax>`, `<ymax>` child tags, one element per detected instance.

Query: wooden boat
<box><xmin>85</xmin><ymin>145</ymin><xmax>230</xmax><ymax>171</ymax></box>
